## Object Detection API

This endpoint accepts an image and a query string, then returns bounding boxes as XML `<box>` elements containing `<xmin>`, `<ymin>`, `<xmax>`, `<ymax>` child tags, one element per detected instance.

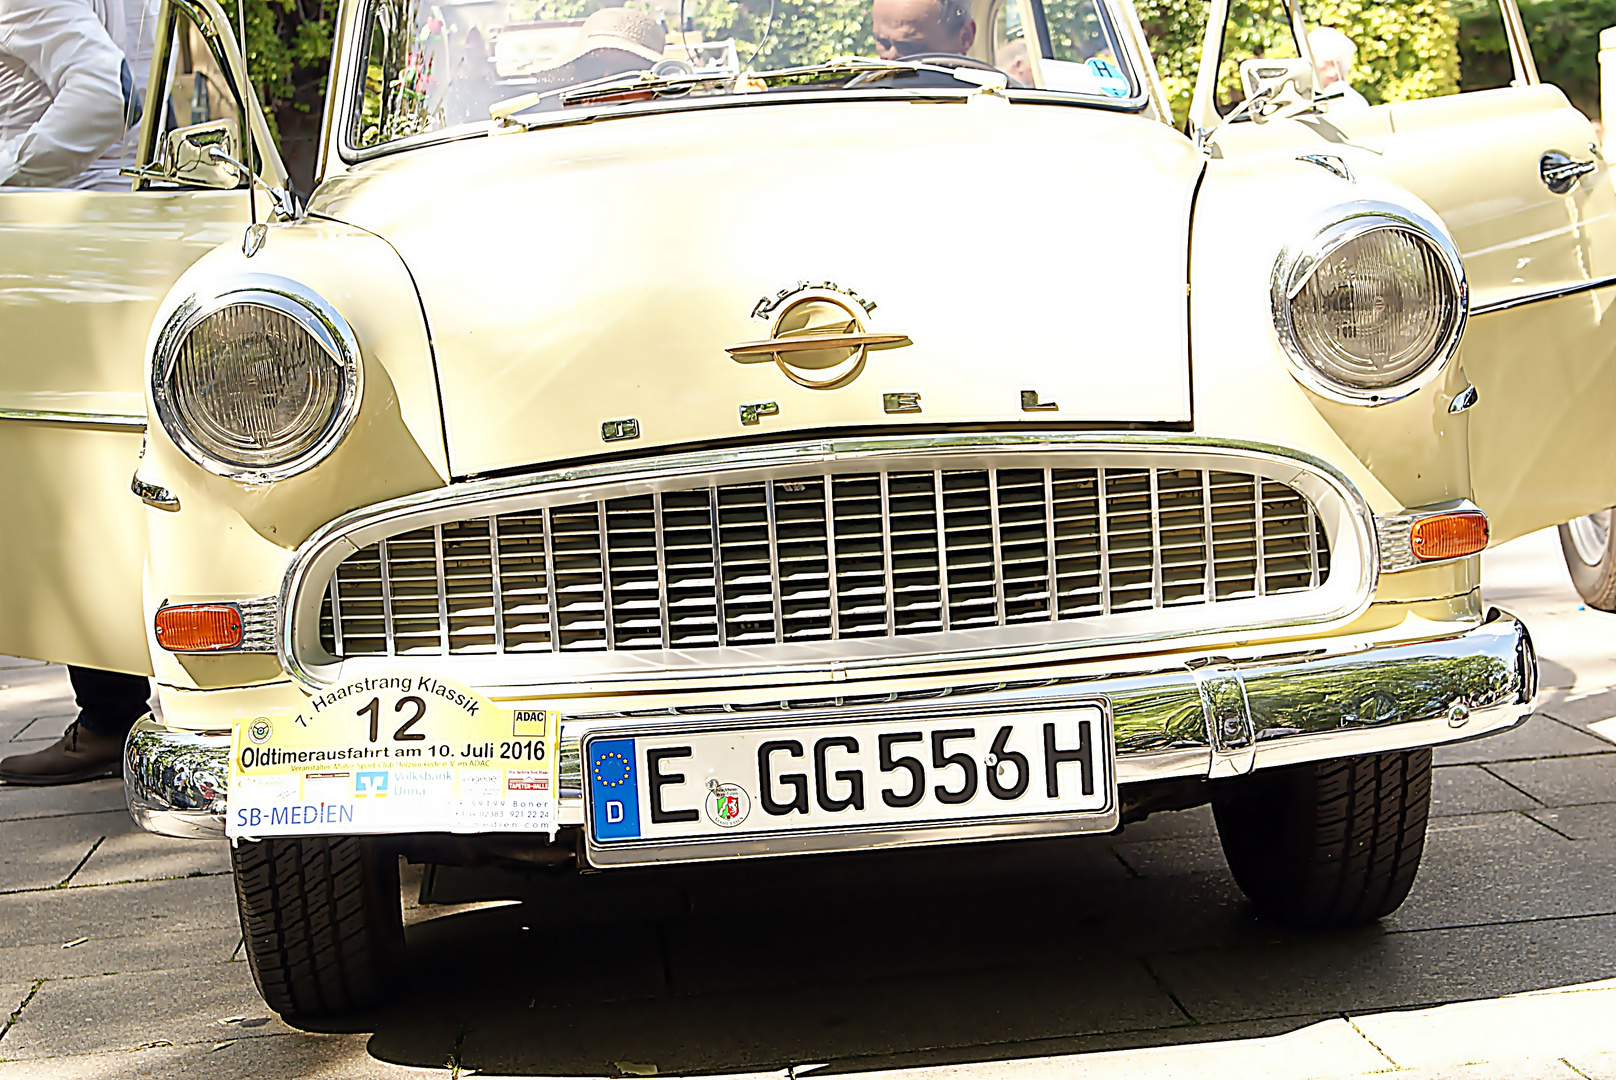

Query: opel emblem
<box><xmin>726</xmin><ymin>288</ymin><xmax>911</xmax><ymax>390</ymax></box>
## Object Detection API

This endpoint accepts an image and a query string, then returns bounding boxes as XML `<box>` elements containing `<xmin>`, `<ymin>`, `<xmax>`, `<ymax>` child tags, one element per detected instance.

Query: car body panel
<box><xmin>309</xmin><ymin>101</ymin><xmax>1202</xmax><ymax>477</ymax></box>
<box><xmin>0</xmin><ymin>188</ymin><xmax>250</xmax><ymax>673</ymax></box>
<box><xmin>1205</xmin><ymin>86</ymin><xmax>1616</xmax><ymax>546</ymax></box>
<box><xmin>0</xmin><ymin>0</ymin><xmax>1584</xmax><ymax>859</ymax></box>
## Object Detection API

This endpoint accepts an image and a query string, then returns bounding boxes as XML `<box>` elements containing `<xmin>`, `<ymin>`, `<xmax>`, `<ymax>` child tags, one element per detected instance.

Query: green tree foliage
<box><xmin>1457</xmin><ymin>0</ymin><xmax>1616</xmax><ymax>118</ymax></box>
<box><xmin>1135</xmin><ymin>0</ymin><xmax>1459</xmax><ymax>127</ymax></box>
<box><xmin>222</xmin><ymin>0</ymin><xmax>334</xmax><ymax>143</ymax></box>
<box><xmin>513</xmin><ymin>0</ymin><xmax>876</xmax><ymax>65</ymax></box>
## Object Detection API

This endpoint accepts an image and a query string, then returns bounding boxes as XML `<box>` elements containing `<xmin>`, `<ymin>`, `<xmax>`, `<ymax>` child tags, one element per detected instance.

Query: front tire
<box><xmin>231</xmin><ymin>836</ymin><xmax>404</xmax><ymax>1019</ymax></box>
<box><xmin>1212</xmin><ymin>749</ymin><xmax>1432</xmax><ymax>928</ymax></box>
<box><xmin>1559</xmin><ymin>510</ymin><xmax>1616</xmax><ymax>611</ymax></box>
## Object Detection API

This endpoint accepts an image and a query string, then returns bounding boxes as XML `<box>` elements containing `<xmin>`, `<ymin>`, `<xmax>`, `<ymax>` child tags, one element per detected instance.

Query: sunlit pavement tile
<box><xmin>1566</xmin><ymin>1050</ymin><xmax>1616</xmax><ymax>1080</ymax></box>
<box><xmin>0</xmin><ymin>811</ymin><xmax>121</xmax><ymax>893</ymax></box>
<box><xmin>818</xmin><ymin>1018</ymin><xmax>1392</xmax><ymax>1080</ymax></box>
<box><xmin>1348</xmin><ymin>980</ymin><xmax>1616</xmax><ymax>1070</ymax></box>
<box><xmin>0</xmin><ymin>924</ymin><xmax>241</xmax><ymax>983</ymax></box>
<box><xmin>0</xmin><ymin>967</ymin><xmax>294</xmax><ymax>1060</ymax></box>
<box><xmin>0</xmin><ymin>779</ymin><xmax>127</xmax><ymax>824</ymax></box>
<box><xmin>0</xmin><ymin>875</ymin><xmax>239</xmax><ymax>950</ymax></box>
<box><xmin>0</xmin><ymin>1033</ymin><xmax>399</xmax><ymax>1079</ymax></box>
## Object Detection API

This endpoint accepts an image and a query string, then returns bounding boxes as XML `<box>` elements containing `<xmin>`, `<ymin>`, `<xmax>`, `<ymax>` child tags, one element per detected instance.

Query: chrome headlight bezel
<box><xmin>152</xmin><ymin>275</ymin><xmax>363</xmax><ymax>484</ymax></box>
<box><xmin>1272</xmin><ymin>203</ymin><xmax>1468</xmax><ymax>406</ymax></box>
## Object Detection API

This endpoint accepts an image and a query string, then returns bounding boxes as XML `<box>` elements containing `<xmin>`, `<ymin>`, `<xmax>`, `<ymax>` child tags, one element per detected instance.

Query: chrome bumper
<box><xmin>126</xmin><ymin>608</ymin><xmax>1535</xmax><ymax>840</ymax></box>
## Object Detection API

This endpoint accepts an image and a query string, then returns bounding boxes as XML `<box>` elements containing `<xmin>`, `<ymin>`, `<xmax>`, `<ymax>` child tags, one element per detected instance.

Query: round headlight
<box><xmin>154</xmin><ymin>280</ymin><xmax>361</xmax><ymax>480</ymax></box>
<box><xmin>1274</xmin><ymin>210</ymin><xmax>1467</xmax><ymax>404</ymax></box>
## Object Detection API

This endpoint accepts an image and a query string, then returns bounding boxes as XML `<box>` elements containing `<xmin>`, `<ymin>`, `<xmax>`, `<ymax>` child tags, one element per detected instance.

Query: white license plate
<box><xmin>583</xmin><ymin>701</ymin><xmax>1115</xmax><ymax>864</ymax></box>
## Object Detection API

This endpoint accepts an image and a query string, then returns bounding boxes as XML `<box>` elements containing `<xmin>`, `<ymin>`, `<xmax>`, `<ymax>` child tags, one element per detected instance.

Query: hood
<box><xmin>313</xmin><ymin>97</ymin><xmax>1203</xmax><ymax>477</ymax></box>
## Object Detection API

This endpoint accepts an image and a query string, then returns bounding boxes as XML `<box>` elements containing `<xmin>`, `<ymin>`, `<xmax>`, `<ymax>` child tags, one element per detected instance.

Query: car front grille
<box><xmin>316</xmin><ymin>465</ymin><xmax>1330</xmax><ymax>658</ymax></box>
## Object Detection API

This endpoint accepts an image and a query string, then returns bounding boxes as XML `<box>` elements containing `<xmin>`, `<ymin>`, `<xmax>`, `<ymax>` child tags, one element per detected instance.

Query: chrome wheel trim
<box><xmin>1567</xmin><ymin>511</ymin><xmax>1612</xmax><ymax>567</ymax></box>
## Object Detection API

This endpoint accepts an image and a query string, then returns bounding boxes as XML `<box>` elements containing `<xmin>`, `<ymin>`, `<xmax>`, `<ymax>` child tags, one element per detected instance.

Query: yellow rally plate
<box><xmin>227</xmin><ymin>674</ymin><xmax>558</xmax><ymax>839</ymax></box>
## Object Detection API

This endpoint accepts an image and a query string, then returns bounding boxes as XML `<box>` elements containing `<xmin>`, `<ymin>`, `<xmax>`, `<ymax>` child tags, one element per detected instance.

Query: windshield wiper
<box><xmin>560</xmin><ymin>68</ymin><xmax>737</xmax><ymax>107</ymax></box>
<box><xmin>498</xmin><ymin>54</ymin><xmax>1005</xmax><ymax>125</ymax></box>
<box><xmin>490</xmin><ymin>68</ymin><xmax>736</xmax><ymax>122</ymax></box>
<box><xmin>749</xmin><ymin>56</ymin><xmax>1008</xmax><ymax>89</ymax></box>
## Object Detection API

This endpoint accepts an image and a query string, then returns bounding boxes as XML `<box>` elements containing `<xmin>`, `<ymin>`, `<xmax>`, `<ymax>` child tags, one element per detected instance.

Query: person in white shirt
<box><xmin>1308</xmin><ymin>26</ymin><xmax>1370</xmax><ymax>112</ymax></box>
<box><xmin>0</xmin><ymin>0</ymin><xmax>151</xmax><ymax>188</ymax></box>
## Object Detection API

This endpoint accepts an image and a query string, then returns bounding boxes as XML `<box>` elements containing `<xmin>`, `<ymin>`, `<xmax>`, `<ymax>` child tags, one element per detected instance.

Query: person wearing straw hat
<box><xmin>522</xmin><ymin>6</ymin><xmax>667</xmax><ymax>87</ymax></box>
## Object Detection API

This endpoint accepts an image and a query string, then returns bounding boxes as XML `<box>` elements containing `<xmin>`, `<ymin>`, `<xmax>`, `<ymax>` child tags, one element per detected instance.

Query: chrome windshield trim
<box><xmin>339</xmin><ymin>87</ymin><xmax>1152</xmax><ymax>165</ymax></box>
<box><xmin>278</xmin><ymin>433</ymin><xmax>1379</xmax><ymax>691</ymax></box>
<box><xmin>334</xmin><ymin>0</ymin><xmax>1154</xmax><ymax>163</ymax></box>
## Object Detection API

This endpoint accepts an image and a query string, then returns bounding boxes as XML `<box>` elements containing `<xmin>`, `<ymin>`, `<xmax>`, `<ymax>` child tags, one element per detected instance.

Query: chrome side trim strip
<box><xmin>136</xmin><ymin>610</ymin><xmax>1532</xmax><ymax>840</ymax></box>
<box><xmin>0</xmin><ymin>408</ymin><xmax>146</xmax><ymax>430</ymax></box>
<box><xmin>1470</xmin><ymin>272</ymin><xmax>1616</xmax><ymax>316</ymax></box>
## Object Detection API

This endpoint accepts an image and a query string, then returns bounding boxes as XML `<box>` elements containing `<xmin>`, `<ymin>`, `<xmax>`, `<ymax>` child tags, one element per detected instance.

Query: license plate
<box><xmin>582</xmin><ymin>700</ymin><xmax>1115</xmax><ymax>864</ymax></box>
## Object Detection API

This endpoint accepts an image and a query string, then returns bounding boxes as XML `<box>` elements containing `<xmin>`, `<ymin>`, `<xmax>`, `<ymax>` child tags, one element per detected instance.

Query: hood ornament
<box><xmin>729</xmin><ymin>286</ymin><xmax>910</xmax><ymax>390</ymax></box>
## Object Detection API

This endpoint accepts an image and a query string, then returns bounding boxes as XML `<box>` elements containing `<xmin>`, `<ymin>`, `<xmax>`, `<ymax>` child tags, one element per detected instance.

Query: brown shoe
<box><xmin>0</xmin><ymin>722</ymin><xmax>124</xmax><ymax>785</ymax></box>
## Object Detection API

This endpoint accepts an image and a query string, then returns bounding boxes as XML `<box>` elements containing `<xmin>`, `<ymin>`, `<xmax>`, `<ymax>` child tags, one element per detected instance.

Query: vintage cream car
<box><xmin>0</xmin><ymin>0</ymin><xmax>1604</xmax><ymax>1020</ymax></box>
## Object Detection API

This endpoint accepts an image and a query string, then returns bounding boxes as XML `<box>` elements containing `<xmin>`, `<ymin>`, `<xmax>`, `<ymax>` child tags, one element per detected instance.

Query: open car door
<box><xmin>0</xmin><ymin>0</ymin><xmax>287</xmax><ymax>673</ymax></box>
<box><xmin>1190</xmin><ymin>0</ymin><xmax>1616</xmax><ymax>544</ymax></box>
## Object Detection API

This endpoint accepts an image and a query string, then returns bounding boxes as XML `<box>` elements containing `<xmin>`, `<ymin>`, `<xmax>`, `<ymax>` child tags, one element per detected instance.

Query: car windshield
<box><xmin>348</xmin><ymin>0</ymin><xmax>1141</xmax><ymax>151</ymax></box>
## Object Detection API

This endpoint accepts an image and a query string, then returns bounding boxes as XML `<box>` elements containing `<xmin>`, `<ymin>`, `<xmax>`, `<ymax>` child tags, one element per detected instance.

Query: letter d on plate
<box><xmin>589</xmin><ymin>738</ymin><xmax>641</xmax><ymax>840</ymax></box>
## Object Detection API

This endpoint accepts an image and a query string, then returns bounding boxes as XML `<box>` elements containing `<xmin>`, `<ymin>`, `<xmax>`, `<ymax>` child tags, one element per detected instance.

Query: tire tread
<box><xmin>1213</xmin><ymin>748</ymin><xmax>1432</xmax><ymax>928</ymax></box>
<box><xmin>231</xmin><ymin>836</ymin><xmax>402</xmax><ymax>1018</ymax></box>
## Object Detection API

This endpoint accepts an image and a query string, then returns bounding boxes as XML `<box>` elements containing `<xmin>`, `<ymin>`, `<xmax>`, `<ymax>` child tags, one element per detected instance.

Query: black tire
<box><xmin>231</xmin><ymin>836</ymin><xmax>405</xmax><ymax>1019</ymax></box>
<box><xmin>1558</xmin><ymin>510</ymin><xmax>1616</xmax><ymax>611</ymax></box>
<box><xmin>1212</xmin><ymin>749</ymin><xmax>1432</xmax><ymax>928</ymax></box>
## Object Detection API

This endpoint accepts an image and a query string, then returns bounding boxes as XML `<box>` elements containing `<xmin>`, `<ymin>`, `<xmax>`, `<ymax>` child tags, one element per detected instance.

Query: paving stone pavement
<box><xmin>0</xmin><ymin>529</ymin><xmax>1613</xmax><ymax>1079</ymax></box>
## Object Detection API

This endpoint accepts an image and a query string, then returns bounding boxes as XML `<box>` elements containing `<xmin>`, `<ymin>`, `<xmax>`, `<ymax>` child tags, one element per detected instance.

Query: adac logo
<box><xmin>703</xmin><ymin>779</ymin><xmax>751</xmax><ymax>829</ymax></box>
<box><xmin>246</xmin><ymin>717</ymin><xmax>274</xmax><ymax>745</ymax></box>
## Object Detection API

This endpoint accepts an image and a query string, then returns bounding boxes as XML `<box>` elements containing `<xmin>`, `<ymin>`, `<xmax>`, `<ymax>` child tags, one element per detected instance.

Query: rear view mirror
<box><xmin>161</xmin><ymin>119</ymin><xmax>242</xmax><ymax>188</ymax></box>
<box><xmin>1238</xmin><ymin>58</ymin><xmax>1315</xmax><ymax>122</ymax></box>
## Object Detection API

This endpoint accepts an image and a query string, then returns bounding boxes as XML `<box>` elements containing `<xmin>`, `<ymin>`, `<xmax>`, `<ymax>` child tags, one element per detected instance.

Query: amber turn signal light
<box><xmin>1410</xmin><ymin>511</ymin><xmax>1489</xmax><ymax>562</ymax></box>
<box><xmin>154</xmin><ymin>604</ymin><xmax>243</xmax><ymax>652</ymax></box>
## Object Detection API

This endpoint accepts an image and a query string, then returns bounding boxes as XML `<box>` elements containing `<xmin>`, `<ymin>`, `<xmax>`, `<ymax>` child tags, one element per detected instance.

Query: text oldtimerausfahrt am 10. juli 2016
<box><xmin>227</xmin><ymin>674</ymin><xmax>560</xmax><ymax>839</ymax></box>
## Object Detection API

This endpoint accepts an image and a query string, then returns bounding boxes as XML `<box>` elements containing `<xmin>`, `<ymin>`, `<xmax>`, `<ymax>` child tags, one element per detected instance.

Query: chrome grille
<box><xmin>318</xmin><ymin>467</ymin><xmax>1329</xmax><ymax>658</ymax></box>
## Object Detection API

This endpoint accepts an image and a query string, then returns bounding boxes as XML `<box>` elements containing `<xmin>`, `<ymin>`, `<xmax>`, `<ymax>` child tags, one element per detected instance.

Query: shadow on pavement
<box><xmin>334</xmin><ymin>821</ymin><xmax>1616</xmax><ymax>1077</ymax></box>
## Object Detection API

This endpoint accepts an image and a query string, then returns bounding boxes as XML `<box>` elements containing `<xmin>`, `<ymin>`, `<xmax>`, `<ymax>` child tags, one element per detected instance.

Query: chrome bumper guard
<box><xmin>126</xmin><ymin>609</ymin><xmax>1536</xmax><ymax>841</ymax></box>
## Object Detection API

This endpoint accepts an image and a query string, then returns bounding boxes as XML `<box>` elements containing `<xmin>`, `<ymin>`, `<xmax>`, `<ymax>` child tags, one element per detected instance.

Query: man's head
<box><xmin>872</xmin><ymin>0</ymin><xmax>976</xmax><ymax>60</ymax></box>
<box><xmin>1307</xmin><ymin>26</ymin><xmax>1356</xmax><ymax>90</ymax></box>
<box><xmin>996</xmin><ymin>37</ymin><xmax>1031</xmax><ymax>85</ymax></box>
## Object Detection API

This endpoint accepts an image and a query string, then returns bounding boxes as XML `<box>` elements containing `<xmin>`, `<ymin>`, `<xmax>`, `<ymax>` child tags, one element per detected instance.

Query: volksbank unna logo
<box><xmin>355</xmin><ymin>770</ymin><xmax>389</xmax><ymax>797</ymax></box>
